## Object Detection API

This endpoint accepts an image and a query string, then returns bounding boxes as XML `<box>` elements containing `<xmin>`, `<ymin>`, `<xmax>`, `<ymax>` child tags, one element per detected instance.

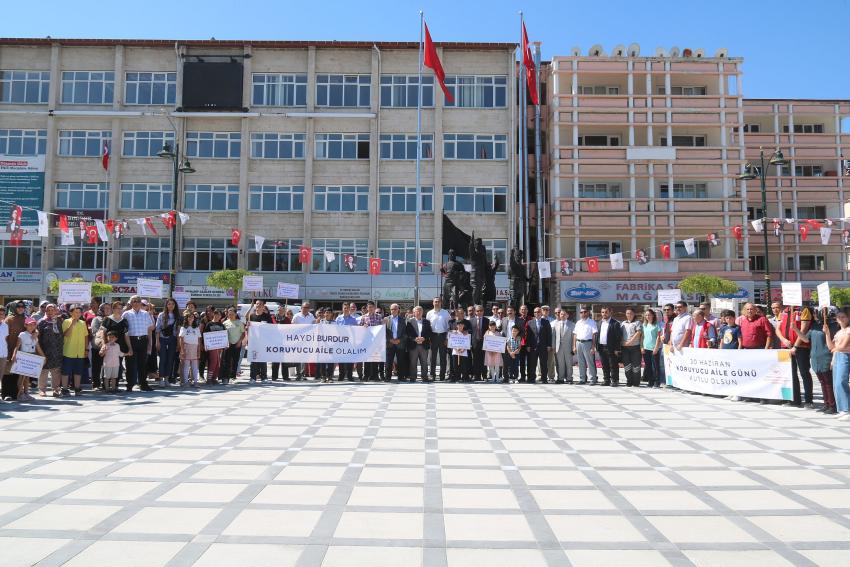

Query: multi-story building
<box><xmin>0</xmin><ymin>38</ymin><xmax>516</xmax><ymax>307</ymax></box>
<box><xmin>547</xmin><ymin>45</ymin><xmax>850</xmax><ymax>307</ymax></box>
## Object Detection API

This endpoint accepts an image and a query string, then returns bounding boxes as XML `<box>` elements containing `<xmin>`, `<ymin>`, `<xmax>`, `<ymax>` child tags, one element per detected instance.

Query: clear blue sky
<box><xmin>2</xmin><ymin>0</ymin><xmax>848</xmax><ymax>99</ymax></box>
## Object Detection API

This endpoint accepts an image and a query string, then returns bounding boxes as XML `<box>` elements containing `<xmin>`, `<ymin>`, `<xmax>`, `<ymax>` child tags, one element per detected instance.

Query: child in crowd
<box><xmin>11</xmin><ymin>317</ymin><xmax>41</xmax><ymax>401</ymax></box>
<box><xmin>718</xmin><ymin>309</ymin><xmax>742</xmax><ymax>350</ymax></box>
<box><xmin>506</xmin><ymin>325</ymin><xmax>522</xmax><ymax>384</ymax></box>
<box><xmin>484</xmin><ymin>320</ymin><xmax>504</xmax><ymax>383</ymax></box>
<box><xmin>179</xmin><ymin>310</ymin><xmax>202</xmax><ymax>388</ymax></box>
<box><xmin>99</xmin><ymin>331</ymin><xmax>124</xmax><ymax>393</ymax></box>
<box><xmin>449</xmin><ymin>321</ymin><xmax>471</xmax><ymax>382</ymax></box>
<box><xmin>202</xmin><ymin>310</ymin><xmax>226</xmax><ymax>384</ymax></box>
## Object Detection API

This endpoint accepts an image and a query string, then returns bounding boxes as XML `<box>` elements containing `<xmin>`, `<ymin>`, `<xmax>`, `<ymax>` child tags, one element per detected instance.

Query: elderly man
<box><xmin>738</xmin><ymin>302</ymin><xmax>773</xmax><ymax>350</ymax></box>
<box><xmin>384</xmin><ymin>303</ymin><xmax>409</xmax><ymax>382</ymax></box>
<box><xmin>552</xmin><ymin>307</ymin><xmax>575</xmax><ymax>383</ymax></box>
<box><xmin>690</xmin><ymin>309</ymin><xmax>717</xmax><ymax>348</ymax></box>
<box><xmin>573</xmin><ymin>307</ymin><xmax>598</xmax><ymax>384</ymax></box>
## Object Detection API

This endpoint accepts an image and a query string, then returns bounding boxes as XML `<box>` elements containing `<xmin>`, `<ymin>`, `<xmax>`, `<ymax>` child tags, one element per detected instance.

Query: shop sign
<box><xmin>0</xmin><ymin>270</ymin><xmax>42</xmax><ymax>284</ymax></box>
<box><xmin>561</xmin><ymin>280</ymin><xmax>752</xmax><ymax>304</ymax></box>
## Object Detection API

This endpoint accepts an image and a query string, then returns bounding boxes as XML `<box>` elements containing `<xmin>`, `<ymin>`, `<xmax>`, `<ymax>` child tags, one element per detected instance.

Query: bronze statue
<box><xmin>442</xmin><ymin>249</ymin><xmax>467</xmax><ymax>309</ymax></box>
<box><xmin>508</xmin><ymin>247</ymin><xmax>528</xmax><ymax>310</ymax></box>
<box><xmin>468</xmin><ymin>236</ymin><xmax>488</xmax><ymax>306</ymax></box>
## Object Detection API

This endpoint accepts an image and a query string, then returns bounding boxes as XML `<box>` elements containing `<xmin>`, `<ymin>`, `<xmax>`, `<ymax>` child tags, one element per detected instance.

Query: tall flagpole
<box><xmin>519</xmin><ymin>12</ymin><xmax>531</xmax><ymax>303</ymax></box>
<box><xmin>533</xmin><ymin>41</ymin><xmax>544</xmax><ymax>304</ymax></box>
<box><xmin>415</xmin><ymin>11</ymin><xmax>424</xmax><ymax>308</ymax></box>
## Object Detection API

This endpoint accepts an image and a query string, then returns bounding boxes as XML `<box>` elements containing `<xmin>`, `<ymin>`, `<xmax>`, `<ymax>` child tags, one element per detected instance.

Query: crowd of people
<box><xmin>1</xmin><ymin>295</ymin><xmax>848</xmax><ymax>422</ymax></box>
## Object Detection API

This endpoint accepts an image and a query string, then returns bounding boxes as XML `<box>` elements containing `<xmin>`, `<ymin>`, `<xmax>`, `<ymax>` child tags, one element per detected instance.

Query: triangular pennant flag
<box><xmin>661</xmin><ymin>242</ymin><xmax>671</xmax><ymax>259</ymax></box>
<box><xmin>369</xmin><ymin>257</ymin><xmax>382</xmax><ymax>275</ymax></box>
<box><xmin>707</xmin><ymin>232</ymin><xmax>720</xmax><ymax>247</ymax></box>
<box><xmin>254</xmin><ymin>234</ymin><xmax>265</xmax><ymax>253</ymax></box>
<box><xmin>609</xmin><ymin>252</ymin><xmax>624</xmax><ymax>270</ymax></box>
<box><xmin>393</xmin><ymin>260</ymin><xmax>404</xmax><ymax>268</ymax></box>
<box><xmin>635</xmin><ymin>249</ymin><xmax>649</xmax><ymax>264</ymax></box>
<box><xmin>344</xmin><ymin>253</ymin><xmax>355</xmax><ymax>271</ymax></box>
<box><xmin>9</xmin><ymin>228</ymin><xmax>23</xmax><ymax>246</ymax></box>
<box><xmin>85</xmin><ymin>224</ymin><xmax>99</xmax><ymax>244</ymax></box>
<box><xmin>538</xmin><ymin>261</ymin><xmax>551</xmax><ymax>279</ymax></box>
<box><xmin>560</xmin><ymin>259</ymin><xmax>573</xmax><ymax>275</ymax></box>
<box><xmin>178</xmin><ymin>212</ymin><xmax>190</xmax><ymax>225</ymax></box>
<box><xmin>586</xmin><ymin>257</ymin><xmax>599</xmax><ymax>273</ymax></box>
<box><xmin>732</xmin><ymin>225</ymin><xmax>743</xmax><ymax>241</ymax></box>
<box><xmin>820</xmin><ymin>227</ymin><xmax>832</xmax><ymax>245</ymax></box>
<box><xmin>59</xmin><ymin>214</ymin><xmax>69</xmax><ymax>233</ymax></box>
<box><xmin>94</xmin><ymin>219</ymin><xmax>109</xmax><ymax>242</ymax></box>
<box><xmin>298</xmin><ymin>245</ymin><xmax>312</xmax><ymax>265</ymax></box>
<box><xmin>231</xmin><ymin>228</ymin><xmax>241</xmax><ymax>246</ymax></box>
<box><xmin>750</xmin><ymin>219</ymin><xmax>764</xmax><ymax>233</ymax></box>
<box><xmin>784</xmin><ymin>218</ymin><xmax>795</xmax><ymax>225</ymax></box>
<box><xmin>60</xmin><ymin>229</ymin><xmax>75</xmax><ymax>245</ymax></box>
<box><xmin>683</xmin><ymin>237</ymin><xmax>696</xmax><ymax>256</ymax></box>
<box><xmin>37</xmin><ymin>211</ymin><xmax>49</xmax><ymax>237</ymax></box>
<box><xmin>144</xmin><ymin>217</ymin><xmax>158</xmax><ymax>236</ymax></box>
<box><xmin>325</xmin><ymin>250</ymin><xmax>336</xmax><ymax>263</ymax></box>
<box><xmin>799</xmin><ymin>224</ymin><xmax>809</xmax><ymax>241</ymax></box>
<box><xmin>160</xmin><ymin>211</ymin><xmax>176</xmax><ymax>230</ymax></box>
<box><xmin>134</xmin><ymin>217</ymin><xmax>147</xmax><ymax>235</ymax></box>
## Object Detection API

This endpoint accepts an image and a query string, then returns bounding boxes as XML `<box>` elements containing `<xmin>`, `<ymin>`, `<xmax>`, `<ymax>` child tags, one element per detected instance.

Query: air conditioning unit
<box><xmin>588</xmin><ymin>44</ymin><xmax>605</xmax><ymax>56</ymax></box>
<box><xmin>628</xmin><ymin>43</ymin><xmax>641</xmax><ymax>57</ymax></box>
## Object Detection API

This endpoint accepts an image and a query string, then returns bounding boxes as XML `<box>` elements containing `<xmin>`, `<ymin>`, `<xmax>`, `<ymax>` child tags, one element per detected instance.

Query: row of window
<box><xmin>579</xmin><ymin>240</ymin><xmax>711</xmax><ymax>260</ymax></box>
<box><xmin>576</xmin><ymin>183</ymin><xmax>708</xmax><ymax>199</ymax></box>
<box><xmin>1</xmin><ymin>70</ymin><xmax>507</xmax><ymax>109</ymax></box>
<box><xmin>749</xmin><ymin>255</ymin><xmax>827</xmax><ymax>272</ymax></box>
<box><xmin>575</xmin><ymin>86</ymin><xmax>708</xmax><ymax>96</ymax></box>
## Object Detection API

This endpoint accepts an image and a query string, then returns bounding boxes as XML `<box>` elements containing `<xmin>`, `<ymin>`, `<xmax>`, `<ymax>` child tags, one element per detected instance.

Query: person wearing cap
<box><xmin>9</xmin><ymin>317</ymin><xmax>41</xmax><ymax>401</ymax></box>
<box><xmin>32</xmin><ymin>301</ymin><xmax>49</xmax><ymax>322</ymax></box>
<box><xmin>61</xmin><ymin>305</ymin><xmax>89</xmax><ymax>396</ymax></box>
<box><xmin>2</xmin><ymin>301</ymin><xmax>27</xmax><ymax>400</ymax></box>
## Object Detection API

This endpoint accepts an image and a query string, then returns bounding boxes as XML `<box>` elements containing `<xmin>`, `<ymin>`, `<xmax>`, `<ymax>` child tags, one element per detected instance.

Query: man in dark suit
<box><xmin>384</xmin><ymin>303</ymin><xmax>409</xmax><ymax>381</ymax></box>
<box><xmin>406</xmin><ymin>305</ymin><xmax>432</xmax><ymax>382</ymax></box>
<box><xmin>525</xmin><ymin>306</ymin><xmax>553</xmax><ymax>383</ymax></box>
<box><xmin>468</xmin><ymin>304</ymin><xmax>489</xmax><ymax>381</ymax></box>
<box><xmin>594</xmin><ymin>306</ymin><xmax>623</xmax><ymax>386</ymax></box>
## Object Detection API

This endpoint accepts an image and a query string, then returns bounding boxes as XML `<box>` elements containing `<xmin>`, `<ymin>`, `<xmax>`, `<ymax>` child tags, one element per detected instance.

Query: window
<box><xmin>380</xmin><ymin>75</ymin><xmax>434</xmax><ymax>107</ymax></box>
<box><xmin>312</xmin><ymin>239</ymin><xmax>369</xmax><ymax>272</ymax></box>
<box><xmin>122</xmin><ymin>131</ymin><xmax>175</xmax><ymax>157</ymax></box>
<box><xmin>782</xmin><ymin>124</ymin><xmax>824</xmax><ymax>134</ymax></box>
<box><xmin>791</xmin><ymin>255</ymin><xmax>826</xmax><ymax>271</ymax></box>
<box><xmin>185</xmin><ymin>132</ymin><xmax>241</xmax><ymax>159</ymax></box>
<box><xmin>749</xmin><ymin>255</ymin><xmax>765</xmax><ymax>271</ymax></box>
<box><xmin>316</xmin><ymin>74</ymin><xmax>371</xmax><ymax>107</ymax></box>
<box><xmin>443</xmin><ymin>186</ymin><xmax>507</xmax><ymax>213</ymax></box>
<box><xmin>249</xmin><ymin>132</ymin><xmax>305</xmax><ymax>159</ymax></box>
<box><xmin>743</xmin><ymin>124</ymin><xmax>760</xmax><ymax>133</ymax></box>
<box><xmin>248</xmin><ymin>238</ymin><xmax>303</xmax><ymax>272</ymax></box>
<box><xmin>248</xmin><ymin>185</ymin><xmax>304</xmax><ymax>211</ymax></box>
<box><xmin>378</xmin><ymin>240</ymin><xmax>433</xmax><ymax>273</ymax></box>
<box><xmin>0</xmin><ymin>129</ymin><xmax>46</xmax><ymax>155</ymax></box>
<box><xmin>61</xmin><ymin>71</ymin><xmax>114</xmax><ymax>104</ymax></box>
<box><xmin>578</xmin><ymin>135</ymin><xmax>620</xmax><ymax>146</ymax></box>
<box><xmin>674</xmin><ymin>241</ymin><xmax>711</xmax><ymax>259</ymax></box>
<box><xmin>117</xmin><ymin>237</ymin><xmax>171</xmax><ymax>271</ymax></box>
<box><xmin>313</xmin><ymin>186</ymin><xmax>369</xmax><ymax>212</ymax></box>
<box><xmin>577</xmin><ymin>85</ymin><xmax>620</xmax><ymax>95</ymax></box>
<box><xmin>181</xmin><ymin>238</ymin><xmax>238</xmax><ymax>271</ymax></box>
<box><xmin>378</xmin><ymin>186</ymin><xmax>433</xmax><ymax>212</ymax></box>
<box><xmin>794</xmin><ymin>165</ymin><xmax>824</xmax><ymax>177</ymax></box>
<box><xmin>0</xmin><ymin>70</ymin><xmax>50</xmax><ymax>104</ymax></box>
<box><xmin>659</xmin><ymin>183</ymin><xmax>708</xmax><ymax>199</ymax></box>
<box><xmin>578</xmin><ymin>183</ymin><xmax>622</xmax><ymax>198</ymax></box>
<box><xmin>58</xmin><ymin>130</ymin><xmax>111</xmax><ymax>157</ymax></box>
<box><xmin>252</xmin><ymin>73</ymin><xmax>307</xmax><ymax>106</ymax></box>
<box><xmin>51</xmin><ymin>237</ymin><xmax>105</xmax><ymax>270</ymax></box>
<box><xmin>660</xmin><ymin>135</ymin><xmax>706</xmax><ymax>147</ymax></box>
<box><xmin>125</xmin><ymin>72</ymin><xmax>176</xmax><ymax>105</ymax></box>
<box><xmin>658</xmin><ymin>86</ymin><xmax>707</xmax><ymax>95</ymax></box>
<box><xmin>55</xmin><ymin>182</ymin><xmax>108</xmax><ymax>210</ymax></box>
<box><xmin>315</xmin><ymin>133</ymin><xmax>369</xmax><ymax>159</ymax></box>
<box><xmin>483</xmin><ymin>239</ymin><xmax>507</xmax><ymax>272</ymax></box>
<box><xmin>445</xmin><ymin>75</ymin><xmax>507</xmax><ymax>108</ymax></box>
<box><xmin>184</xmin><ymin>184</ymin><xmax>240</xmax><ymax>211</ymax></box>
<box><xmin>785</xmin><ymin>206</ymin><xmax>826</xmax><ymax>220</ymax></box>
<box><xmin>0</xmin><ymin>239</ymin><xmax>40</xmax><ymax>268</ymax></box>
<box><xmin>579</xmin><ymin>240</ymin><xmax>621</xmax><ymax>258</ymax></box>
<box><xmin>747</xmin><ymin>206</ymin><xmax>765</xmax><ymax>220</ymax></box>
<box><xmin>120</xmin><ymin>183</ymin><xmax>173</xmax><ymax>211</ymax></box>
<box><xmin>443</xmin><ymin>134</ymin><xmax>507</xmax><ymax>160</ymax></box>
<box><xmin>380</xmin><ymin>134</ymin><xmax>433</xmax><ymax>160</ymax></box>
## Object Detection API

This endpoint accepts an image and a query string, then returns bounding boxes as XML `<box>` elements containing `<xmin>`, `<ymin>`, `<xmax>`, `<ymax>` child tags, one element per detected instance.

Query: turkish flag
<box><xmin>161</xmin><ymin>211</ymin><xmax>176</xmax><ymax>230</ymax></box>
<box><xmin>144</xmin><ymin>217</ymin><xmax>158</xmax><ymax>236</ymax></box>
<box><xmin>9</xmin><ymin>228</ymin><xmax>23</xmax><ymax>246</ymax></box>
<box><xmin>369</xmin><ymin>257</ymin><xmax>382</xmax><ymax>275</ymax></box>
<box><xmin>101</xmin><ymin>141</ymin><xmax>110</xmax><ymax>171</ymax></box>
<box><xmin>586</xmin><ymin>256</ymin><xmax>599</xmax><ymax>273</ymax></box>
<box><xmin>298</xmin><ymin>245</ymin><xmax>312</xmax><ymax>265</ymax></box>
<box><xmin>661</xmin><ymin>243</ymin><xmax>671</xmax><ymax>259</ymax></box>
<box><xmin>805</xmin><ymin>219</ymin><xmax>823</xmax><ymax>230</ymax></box>
<box><xmin>86</xmin><ymin>224</ymin><xmax>99</xmax><ymax>244</ymax></box>
<box><xmin>59</xmin><ymin>214</ymin><xmax>69</xmax><ymax>233</ymax></box>
<box><xmin>231</xmin><ymin>228</ymin><xmax>241</xmax><ymax>246</ymax></box>
<box><xmin>106</xmin><ymin>219</ymin><xmax>115</xmax><ymax>235</ymax></box>
<box><xmin>732</xmin><ymin>225</ymin><xmax>743</xmax><ymax>241</ymax></box>
<box><xmin>522</xmin><ymin>22</ymin><xmax>539</xmax><ymax>105</ymax></box>
<box><xmin>799</xmin><ymin>224</ymin><xmax>809</xmax><ymax>241</ymax></box>
<box><xmin>424</xmin><ymin>23</ymin><xmax>453</xmax><ymax>103</ymax></box>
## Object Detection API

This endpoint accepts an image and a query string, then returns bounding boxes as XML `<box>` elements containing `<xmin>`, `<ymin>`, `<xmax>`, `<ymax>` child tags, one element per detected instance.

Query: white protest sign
<box><xmin>58</xmin><ymin>282</ymin><xmax>92</xmax><ymax>304</ymax></box>
<box><xmin>537</xmin><ymin>261</ymin><xmax>551</xmax><ymax>279</ymax></box>
<box><xmin>781</xmin><ymin>282</ymin><xmax>802</xmax><ymax>307</ymax></box>
<box><xmin>276</xmin><ymin>282</ymin><xmax>300</xmax><ymax>299</ymax></box>
<box><xmin>656</xmin><ymin>288</ymin><xmax>682</xmax><ymax>306</ymax></box>
<box><xmin>137</xmin><ymin>278</ymin><xmax>163</xmax><ymax>299</ymax></box>
<box><xmin>482</xmin><ymin>334</ymin><xmax>507</xmax><ymax>353</ymax></box>
<box><xmin>242</xmin><ymin>275</ymin><xmax>264</xmax><ymax>292</ymax></box>
<box><xmin>817</xmin><ymin>282</ymin><xmax>830</xmax><ymax>310</ymax></box>
<box><xmin>172</xmin><ymin>291</ymin><xmax>191</xmax><ymax>309</ymax></box>
<box><xmin>248</xmin><ymin>323</ymin><xmax>385</xmax><ymax>363</ymax></box>
<box><xmin>11</xmin><ymin>352</ymin><xmax>45</xmax><ymax>379</ymax></box>
<box><xmin>203</xmin><ymin>330</ymin><xmax>229</xmax><ymax>351</ymax></box>
<box><xmin>447</xmin><ymin>331</ymin><xmax>471</xmax><ymax>350</ymax></box>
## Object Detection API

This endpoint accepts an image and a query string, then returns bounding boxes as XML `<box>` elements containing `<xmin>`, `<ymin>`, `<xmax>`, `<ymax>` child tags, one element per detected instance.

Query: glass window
<box><xmin>483</xmin><ymin>239</ymin><xmax>508</xmax><ymax>272</ymax></box>
<box><xmin>185</xmin><ymin>131</ymin><xmax>241</xmax><ymax>159</ymax></box>
<box><xmin>792</xmin><ymin>255</ymin><xmax>826</xmax><ymax>271</ymax></box>
<box><xmin>794</xmin><ymin>165</ymin><xmax>824</xmax><ymax>177</ymax></box>
<box><xmin>662</xmin><ymin>86</ymin><xmax>707</xmax><ymax>96</ymax></box>
<box><xmin>674</xmin><ymin>241</ymin><xmax>711</xmax><ymax>259</ymax></box>
<box><xmin>316</xmin><ymin>74</ymin><xmax>371</xmax><ymax>107</ymax></box>
<box><xmin>122</xmin><ymin>131</ymin><xmax>175</xmax><ymax>157</ymax></box>
<box><xmin>61</xmin><ymin>71</ymin><xmax>114</xmax><ymax>104</ymax></box>
<box><xmin>378</xmin><ymin>186</ymin><xmax>433</xmax><ymax>212</ymax></box>
<box><xmin>0</xmin><ymin>70</ymin><xmax>50</xmax><ymax>104</ymax></box>
<box><xmin>55</xmin><ymin>182</ymin><xmax>109</xmax><ymax>210</ymax></box>
<box><xmin>119</xmin><ymin>183</ymin><xmax>173</xmax><ymax>211</ymax></box>
<box><xmin>443</xmin><ymin>186</ymin><xmax>507</xmax><ymax>213</ymax></box>
<box><xmin>181</xmin><ymin>238</ymin><xmax>238</xmax><ymax>271</ymax></box>
<box><xmin>379</xmin><ymin>133</ymin><xmax>433</xmax><ymax>160</ymax></box>
<box><xmin>313</xmin><ymin>186</ymin><xmax>369</xmax><ymax>212</ymax></box>
<box><xmin>0</xmin><ymin>239</ymin><xmax>41</xmax><ymax>268</ymax></box>
<box><xmin>117</xmin><ymin>237</ymin><xmax>171</xmax><ymax>271</ymax></box>
<box><xmin>749</xmin><ymin>255</ymin><xmax>765</xmax><ymax>271</ymax></box>
<box><xmin>311</xmin><ymin>239</ymin><xmax>369</xmax><ymax>272</ymax></box>
<box><xmin>578</xmin><ymin>135</ymin><xmax>620</xmax><ymax>146</ymax></box>
<box><xmin>783</xmin><ymin>124</ymin><xmax>825</xmax><ymax>134</ymax></box>
<box><xmin>125</xmin><ymin>72</ymin><xmax>177</xmax><ymax>105</ymax></box>
<box><xmin>0</xmin><ymin>129</ymin><xmax>46</xmax><ymax>155</ymax></box>
<box><xmin>788</xmin><ymin>206</ymin><xmax>827</xmax><ymax>219</ymax></box>
<box><xmin>444</xmin><ymin>75</ymin><xmax>507</xmax><ymax>108</ymax></box>
<box><xmin>51</xmin><ymin>237</ymin><xmax>105</xmax><ymax>270</ymax></box>
<box><xmin>444</xmin><ymin>134</ymin><xmax>507</xmax><ymax>160</ymax></box>
<box><xmin>579</xmin><ymin>240</ymin><xmax>621</xmax><ymax>258</ymax></box>
<box><xmin>248</xmin><ymin>185</ymin><xmax>304</xmax><ymax>212</ymax></box>
<box><xmin>377</xmin><ymin>240</ymin><xmax>434</xmax><ymax>273</ymax></box>
<box><xmin>249</xmin><ymin>132</ymin><xmax>305</xmax><ymax>159</ymax></box>
<box><xmin>58</xmin><ymin>130</ymin><xmax>111</xmax><ymax>157</ymax></box>
<box><xmin>247</xmin><ymin>238</ymin><xmax>303</xmax><ymax>272</ymax></box>
<box><xmin>251</xmin><ymin>73</ymin><xmax>307</xmax><ymax>106</ymax></box>
<box><xmin>315</xmin><ymin>133</ymin><xmax>370</xmax><ymax>160</ymax></box>
<box><xmin>380</xmin><ymin>75</ymin><xmax>434</xmax><ymax>107</ymax></box>
<box><xmin>578</xmin><ymin>183</ymin><xmax>622</xmax><ymax>198</ymax></box>
<box><xmin>660</xmin><ymin>135</ymin><xmax>706</xmax><ymax>147</ymax></box>
<box><xmin>184</xmin><ymin>184</ymin><xmax>240</xmax><ymax>211</ymax></box>
<box><xmin>658</xmin><ymin>183</ymin><xmax>707</xmax><ymax>199</ymax></box>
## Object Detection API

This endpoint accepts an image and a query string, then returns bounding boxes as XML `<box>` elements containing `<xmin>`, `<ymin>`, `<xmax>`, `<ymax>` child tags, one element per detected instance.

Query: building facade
<box><xmin>0</xmin><ymin>38</ymin><xmax>516</xmax><ymax>306</ymax></box>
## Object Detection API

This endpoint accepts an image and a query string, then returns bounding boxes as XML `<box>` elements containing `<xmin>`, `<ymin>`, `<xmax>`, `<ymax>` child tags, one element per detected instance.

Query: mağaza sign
<box><xmin>561</xmin><ymin>280</ymin><xmax>752</xmax><ymax>303</ymax></box>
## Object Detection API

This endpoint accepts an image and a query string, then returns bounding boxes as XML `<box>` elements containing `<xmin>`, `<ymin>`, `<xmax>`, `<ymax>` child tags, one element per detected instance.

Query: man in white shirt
<box><xmin>670</xmin><ymin>301</ymin><xmax>693</xmax><ymax>351</ymax></box>
<box><xmin>572</xmin><ymin>307</ymin><xmax>598</xmax><ymax>384</ymax></box>
<box><xmin>426</xmin><ymin>297</ymin><xmax>451</xmax><ymax>381</ymax></box>
<box><xmin>552</xmin><ymin>308</ymin><xmax>575</xmax><ymax>383</ymax></box>
<box><xmin>291</xmin><ymin>302</ymin><xmax>316</xmax><ymax>379</ymax></box>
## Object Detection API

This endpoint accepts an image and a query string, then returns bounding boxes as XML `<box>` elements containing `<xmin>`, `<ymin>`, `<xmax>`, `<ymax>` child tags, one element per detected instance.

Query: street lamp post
<box><xmin>157</xmin><ymin>142</ymin><xmax>195</xmax><ymax>294</ymax></box>
<box><xmin>738</xmin><ymin>147</ymin><xmax>787</xmax><ymax>304</ymax></box>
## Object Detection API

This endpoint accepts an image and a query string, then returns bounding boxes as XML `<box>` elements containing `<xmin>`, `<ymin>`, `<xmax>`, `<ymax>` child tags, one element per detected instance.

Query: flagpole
<box><xmin>415</xmin><ymin>11</ymin><xmax>424</xmax><ymax>309</ymax></box>
<box><xmin>102</xmin><ymin>144</ymin><xmax>109</xmax><ymax>299</ymax></box>
<box><xmin>516</xmin><ymin>12</ymin><xmax>525</xmax><ymax>280</ymax></box>
<box><xmin>519</xmin><ymin>12</ymin><xmax>531</xmax><ymax>304</ymax></box>
<box><xmin>533</xmin><ymin>40</ymin><xmax>544</xmax><ymax>305</ymax></box>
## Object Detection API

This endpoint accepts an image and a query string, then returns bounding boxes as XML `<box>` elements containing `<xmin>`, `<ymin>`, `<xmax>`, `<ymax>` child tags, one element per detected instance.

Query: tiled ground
<box><xmin>1</xmin><ymin>375</ymin><xmax>850</xmax><ymax>566</ymax></box>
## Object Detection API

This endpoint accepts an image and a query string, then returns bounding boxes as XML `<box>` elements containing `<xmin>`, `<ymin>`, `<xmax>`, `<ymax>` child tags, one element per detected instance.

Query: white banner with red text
<box><xmin>247</xmin><ymin>323</ymin><xmax>385</xmax><ymax>363</ymax></box>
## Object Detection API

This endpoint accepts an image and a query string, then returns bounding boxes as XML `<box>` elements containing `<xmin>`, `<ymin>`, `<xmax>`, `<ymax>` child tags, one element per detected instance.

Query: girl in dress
<box><xmin>11</xmin><ymin>318</ymin><xmax>41</xmax><ymax>401</ymax></box>
<box><xmin>178</xmin><ymin>310</ymin><xmax>202</xmax><ymax>388</ymax></box>
<box><xmin>484</xmin><ymin>320</ymin><xmax>504</xmax><ymax>383</ymax></box>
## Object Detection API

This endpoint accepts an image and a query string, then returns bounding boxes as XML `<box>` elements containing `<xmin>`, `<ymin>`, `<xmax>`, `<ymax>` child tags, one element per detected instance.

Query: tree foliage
<box><xmin>811</xmin><ymin>287</ymin><xmax>850</xmax><ymax>307</ymax></box>
<box><xmin>678</xmin><ymin>274</ymin><xmax>739</xmax><ymax>297</ymax></box>
<box><xmin>48</xmin><ymin>277</ymin><xmax>113</xmax><ymax>298</ymax></box>
<box><xmin>206</xmin><ymin>269</ymin><xmax>253</xmax><ymax>291</ymax></box>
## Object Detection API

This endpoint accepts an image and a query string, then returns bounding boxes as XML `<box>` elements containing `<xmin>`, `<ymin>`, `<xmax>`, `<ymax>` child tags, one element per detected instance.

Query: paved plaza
<box><xmin>1</xmin><ymin>377</ymin><xmax>850</xmax><ymax>567</ymax></box>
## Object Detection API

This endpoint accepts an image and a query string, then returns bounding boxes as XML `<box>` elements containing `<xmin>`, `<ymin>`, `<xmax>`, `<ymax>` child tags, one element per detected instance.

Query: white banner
<box><xmin>657</xmin><ymin>288</ymin><xmax>682</xmax><ymax>306</ymax></box>
<box><xmin>242</xmin><ymin>275</ymin><xmax>264</xmax><ymax>292</ymax></box>
<box><xmin>482</xmin><ymin>334</ymin><xmax>507</xmax><ymax>353</ymax></box>
<box><xmin>663</xmin><ymin>346</ymin><xmax>793</xmax><ymax>401</ymax></box>
<box><xmin>203</xmin><ymin>330</ymin><xmax>229</xmax><ymax>351</ymax></box>
<box><xmin>11</xmin><ymin>352</ymin><xmax>45</xmax><ymax>379</ymax></box>
<box><xmin>248</xmin><ymin>323</ymin><xmax>385</xmax><ymax>363</ymax></box>
<box><xmin>276</xmin><ymin>282</ymin><xmax>300</xmax><ymax>299</ymax></box>
<box><xmin>781</xmin><ymin>282</ymin><xmax>802</xmax><ymax>307</ymax></box>
<box><xmin>137</xmin><ymin>278</ymin><xmax>163</xmax><ymax>298</ymax></box>
<box><xmin>817</xmin><ymin>282</ymin><xmax>830</xmax><ymax>309</ymax></box>
<box><xmin>58</xmin><ymin>282</ymin><xmax>91</xmax><ymax>304</ymax></box>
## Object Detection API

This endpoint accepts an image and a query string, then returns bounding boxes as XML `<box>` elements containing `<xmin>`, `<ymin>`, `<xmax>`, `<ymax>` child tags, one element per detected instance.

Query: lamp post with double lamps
<box><xmin>157</xmin><ymin>142</ymin><xmax>195</xmax><ymax>294</ymax></box>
